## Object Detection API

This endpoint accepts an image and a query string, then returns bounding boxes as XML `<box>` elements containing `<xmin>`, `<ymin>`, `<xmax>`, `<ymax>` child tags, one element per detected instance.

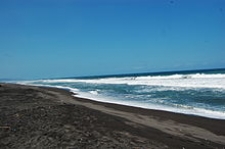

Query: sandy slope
<box><xmin>0</xmin><ymin>83</ymin><xmax>225</xmax><ymax>149</ymax></box>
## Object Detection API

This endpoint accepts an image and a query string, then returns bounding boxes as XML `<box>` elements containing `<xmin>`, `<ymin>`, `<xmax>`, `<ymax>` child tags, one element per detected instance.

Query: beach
<box><xmin>0</xmin><ymin>83</ymin><xmax>225</xmax><ymax>149</ymax></box>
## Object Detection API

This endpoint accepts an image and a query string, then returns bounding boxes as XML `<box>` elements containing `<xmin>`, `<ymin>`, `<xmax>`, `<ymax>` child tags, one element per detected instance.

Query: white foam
<box><xmin>17</xmin><ymin>80</ymin><xmax>225</xmax><ymax>120</ymax></box>
<box><xmin>17</xmin><ymin>73</ymin><xmax>225</xmax><ymax>120</ymax></box>
<box><xmin>30</xmin><ymin>73</ymin><xmax>225</xmax><ymax>90</ymax></box>
<box><xmin>73</xmin><ymin>90</ymin><xmax>225</xmax><ymax>120</ymax></box>
<box><xmin>89</xmin><ymin>90</ymin><xmax>99</xmax><ymax>95</ymax></box>
<box><xmin>17</xmin><ymin>82</ymin><xmax>80</xmax><ymax>94</ymax></box>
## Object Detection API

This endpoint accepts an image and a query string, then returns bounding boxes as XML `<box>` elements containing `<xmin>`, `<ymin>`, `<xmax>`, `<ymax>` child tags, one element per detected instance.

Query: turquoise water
<box><xmin>20</xmin><ymin>69</ymin><xmax>225</xmax><ymax>119</ymax></box>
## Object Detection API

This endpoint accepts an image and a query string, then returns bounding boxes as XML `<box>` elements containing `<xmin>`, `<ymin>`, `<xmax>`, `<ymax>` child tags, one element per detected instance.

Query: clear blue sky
<box><xmin>0</xmin><ymin>0</ymin><xmax>224</xmax><ymax>79</ymax></box>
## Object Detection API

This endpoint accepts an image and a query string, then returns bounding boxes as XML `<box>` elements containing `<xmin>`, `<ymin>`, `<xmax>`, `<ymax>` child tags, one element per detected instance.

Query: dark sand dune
<box><xmin>0</xmin><ymin>83</ymin><xmax>225</xmax><ymax>149</ymax></box>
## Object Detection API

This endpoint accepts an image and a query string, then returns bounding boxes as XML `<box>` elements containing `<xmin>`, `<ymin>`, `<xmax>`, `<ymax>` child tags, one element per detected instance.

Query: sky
<box><xmin>0</xmin><ymin>0</ymin><xmax>225</xmax><ymax>79</ymax></box>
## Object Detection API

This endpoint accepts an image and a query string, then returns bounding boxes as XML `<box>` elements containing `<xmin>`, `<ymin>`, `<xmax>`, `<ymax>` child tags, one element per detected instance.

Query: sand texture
<box><xmin>0</xmin><ymin>83</ymin><xmax>225</xmax><ymax>149</ymax></box>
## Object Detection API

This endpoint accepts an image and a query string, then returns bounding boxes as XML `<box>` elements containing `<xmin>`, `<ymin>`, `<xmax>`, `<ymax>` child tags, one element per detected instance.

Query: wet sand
<box><xmin>0</xmin><ymin>83</ymin><xmax>225</xmax><ymax>149</ymax></box>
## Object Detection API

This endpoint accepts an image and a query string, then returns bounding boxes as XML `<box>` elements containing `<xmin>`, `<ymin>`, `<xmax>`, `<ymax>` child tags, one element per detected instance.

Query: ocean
<box><xmin>19</xmin><ymin>68</ymin><xmax>225</xmax><ymax>119</ymax></box>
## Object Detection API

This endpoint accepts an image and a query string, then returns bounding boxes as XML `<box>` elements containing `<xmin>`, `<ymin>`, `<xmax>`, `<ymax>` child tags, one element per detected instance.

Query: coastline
<box><xmin>1</xmin><ymin>83</ymin><xmax>225</xmax><ymax>148</ymax></box>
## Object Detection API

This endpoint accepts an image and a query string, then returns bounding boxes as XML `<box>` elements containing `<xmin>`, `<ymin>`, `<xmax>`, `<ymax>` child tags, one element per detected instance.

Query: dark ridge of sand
<box><xmin>0</xmin><ymin>83</ymin><xmax>225</xmax><ymax>149</ymax></box>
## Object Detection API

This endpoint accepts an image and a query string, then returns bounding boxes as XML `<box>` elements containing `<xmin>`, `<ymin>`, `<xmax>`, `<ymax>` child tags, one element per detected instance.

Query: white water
<box><xmin>31</xmin><ymin>73</ymin><xmax>225</xmax><ymax>89</ymax></box>
<box><xmin>18</xmin><ymin>73</ymin><xmax>225</xmax><ymax>120</ymax></box>
<box><xmin>73</xmin><ymin>89</ymin><xmax>225</xmax><ymax>120</ymax></box>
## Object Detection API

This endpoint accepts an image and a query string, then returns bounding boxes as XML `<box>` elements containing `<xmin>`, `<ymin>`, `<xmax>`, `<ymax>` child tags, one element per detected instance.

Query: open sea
<box><xmin>19</xmin><ymin>68</ymin><xmax>225</xmax><ymax>119</ymax></box>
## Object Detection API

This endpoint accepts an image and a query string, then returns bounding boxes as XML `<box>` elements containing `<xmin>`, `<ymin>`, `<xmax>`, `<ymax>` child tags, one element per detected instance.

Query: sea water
<box><xmin>19</xmin><ymin>69</ymin><xmax>225</xmax><ymax>119</ymax></box>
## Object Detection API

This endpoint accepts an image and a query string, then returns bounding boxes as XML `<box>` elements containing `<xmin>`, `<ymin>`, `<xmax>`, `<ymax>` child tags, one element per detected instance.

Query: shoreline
<box><xmin>73</xmin><ymin>93</ymin><xmax>225</xmax><ymax>120</ymax></box>
<box><xmin>1</xmin><ymin>83</ymin><xmax>225</xmax><ymax>148</ymax></box>
<box><xmin>20</xmin><ymin>81</ymin><xmax>225</xmax><ymax>120</ymax></box>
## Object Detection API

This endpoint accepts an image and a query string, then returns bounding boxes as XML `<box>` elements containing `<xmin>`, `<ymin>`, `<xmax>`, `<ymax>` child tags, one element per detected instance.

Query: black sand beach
<box><xmin>0</xmin><ymin>83</ymin><xmax>225</xmax><ymax>149</ymax></box>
